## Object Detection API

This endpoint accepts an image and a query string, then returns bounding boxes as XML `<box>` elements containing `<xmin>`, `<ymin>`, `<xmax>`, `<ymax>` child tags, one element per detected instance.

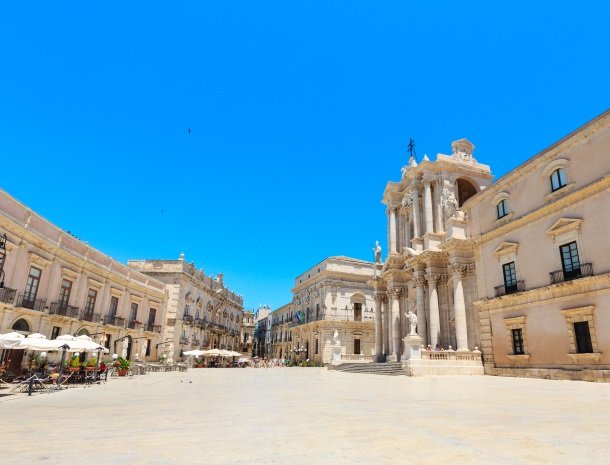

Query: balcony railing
<box><xmin>180</xmin><ymin>336</ymin><xmax>190</xmax><ymax>345</ymax></box>
<box><xmin>104</xmin><ymin>315</ymin><xmax>125</xmax><ymax>328</ymax></box>
<box><xmin>183</xmin><ymin>314</ymin><xmax>194</xmax><ymax>323</ymax></box>
<box><xmin>49</xmin><ymin>301</ymin><xmax>79</xmax><ymax>318</ymax></box>
<box><xmin>494</xmin><ymin>280</ymin><xmax>525</xmax><ymax>297</ymax></box>
<box><xmin>81</xmin><ymin>311</ymin><xmax>102</xmax><ymax>323</ymax></box>
<box><xmin>0</xmin><ymin>287</ymin><xmax>17</xmax><ymax>304</ymax></box>
<box><xmin>128</xmin><ymin>320</ymin><xmax>142</xmax><ymax>330</ymax></box>
<box><xmin>16</xmin><ymin>293</ymin><xmax>47</xmax><ymax>311</ymax></box>
<box><xmin>191</xmin><ymin>339</ymin><xmax>200</xmax><ymax>346</ymax></box>
<box><xmin>549</xmin><ymin>263</ymin><xmax>593</xmax><ymax>285</ymax></box>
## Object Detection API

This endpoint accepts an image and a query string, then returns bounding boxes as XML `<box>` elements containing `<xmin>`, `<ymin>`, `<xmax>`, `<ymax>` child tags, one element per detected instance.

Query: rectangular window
<box><xmin>550</xmin><ymin>168</ymin><xmax>567</xmax><ymax>192</ymax></box>
<box><xmin>354</xmin><ymin>303</ymin><xmax>362</xmax><ymax>322</ymax></box>
<box><xmin>511</xmin><ymin>328</ymin><xmax>524</xmax><ymax>355</ymax></box>
<box><xmin>50</xmin><ymin>326</ymin><xmax>61</xmax><ymax>340</ymax></box>
<box><xmin>24</xmin><ymin>266</ymin><xmax>42</xmax><ymax>303</ymax></box>
<box><xmin>85</xmin><ymin>288</ymin><xmax>97</xmax><ymax>314</ymax></box>
<box><xmin>108</xmin><ymin>296</ymin><xmax>119</xmax><ymax>319</ymax></box>
<box><xmin>560</xmin><ymin>241</ymin><xmax>581</xmax><ymax>280</ymax></box>
<box><xmin>58</xmin><ymin>279</ymin><xmax>72</xmax><ymax>307</ymax></box>
<box><xmin>146</xmin><ymin>338</ymin><xmax>152</xmax><ymax>357</ymax></box>
<box><xmin>148</xmin><ymin>308</ymin><xmax>157</xmax><ymax>326</ymax></box>
<box><xmin>574</xmin><ymin>321</ymin><xmax>593</xmax><ymax>354</ymax></box>
<box><xmin>315</xmin><ymin>339</ymin><xmax>319</xmax><ymax>354</ymax></box>
<box><xmin>104</xmin><ymin>334</ymin><xmax>112</xmax><ymax>350</ymax></box>
<box><xmin>496</xmin><ymin>199</ymin><xmax>508</xmax><ymax>219</ymax></box>
<box><xmin>354</xmin><ymin>338</ymin><xmax>361</xmax><ymax>355</ymax></box>
<box><xmin>503</xmin><ymin>262</ymin><xmax>517</xmax><ymax>293</ymax></box>
<box><xmin>129</xmin><ymin>302</ymin><xmax>138</xmax><ymax>322</ymax></box>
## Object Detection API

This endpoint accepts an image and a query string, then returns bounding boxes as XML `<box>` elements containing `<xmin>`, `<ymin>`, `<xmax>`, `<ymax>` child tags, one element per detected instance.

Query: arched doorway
<box><xmin>124</xmin><ymin>335</ymin><xmax>132</xmax><ymax>360</ymax></box>
<box><xmin>76</xmin><ymin>328</ymin><xmax>90</xmax><ymax>336</ymax></box>
<box><xmin>12</xmin><ymin>318</ymin><xmax>30</xmax><ymax>333</ymax></box>
<box><xmin>456</xmin><ymin>178</ymin><xmax>478</xmax><ymax>206</ymax></box>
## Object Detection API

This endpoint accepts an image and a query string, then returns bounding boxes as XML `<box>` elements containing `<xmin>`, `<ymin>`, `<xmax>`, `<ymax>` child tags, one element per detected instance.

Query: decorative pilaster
<box><xmin>426</xmin><ymin>273</ymin><xmax>441</xmax><ymax>349</ymax></box>
<box><xmin>450</xmin><ymin>264</ymin><xmax>469</xmax><ymax>351</ymax></box>
<box><xmin>411</xmin><ymin>186</ymin><xmax>421</xmax><ymax>238</ymax></box>
<box><xmin>382</xmin><ymin>296</ymin><xmax>390</xmax><ymax>357</ymax></box>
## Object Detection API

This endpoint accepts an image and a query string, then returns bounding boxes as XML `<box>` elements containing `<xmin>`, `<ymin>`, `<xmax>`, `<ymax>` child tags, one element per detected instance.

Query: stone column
<box><xmin>382</xmin><ymin>296</ymin><xmax>390</xmax><ymax>357</ymax></box>
<box><xmin>414</xmin><ymin>277</ymin><xmax>427</xmax><ymax>346</ymax></box>
<box><xmin>404</xmin><ymin>211</ymin><xmax>411</xmax><ymax>246</ymax></box>
<box><xmin>434</xmin><ymin>182</ymin><xmax>444</xmax><ymax>233</ymax></box>
<box><xmin>423</xmin><ymin>179</ymin><xmax>434</xmax><ymax>235</ymax></box>
<box><xmin>411</xmin><ymin>187</ymin><xmax>421</xmax><ymax>238</ymax></box>
<box><xmin>450</xmin><ymin>264</ymin><xmax>469</xmax><ymax>351</ymax></box>
<box><xmin>389</xmin><ymin>288</ymin><xmax>402</xmax><ymax>361</ymax></box>
<box><xmin>374</xmin><ymin>294</ymin><xmax>383</xmax><ymax>362</ymax></box>
<box><xmin>426</xmin><ymin>274</ymin><xmax>441</xmax><ymax>349</ymax></box>
<box><xmin>389</xmin><ymin>207</ymin><xmax>397</xmax><ymax>253</ymax></box>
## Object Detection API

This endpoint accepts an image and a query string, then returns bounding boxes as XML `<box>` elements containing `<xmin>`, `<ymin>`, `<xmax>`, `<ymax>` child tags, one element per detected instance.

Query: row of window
<box><xmin>511</xmin><ymin>321</ymin><xmax>593</xmax><ymax>355</ymax></box>
<box><xmin>500</xmin><ymin>241</ymin><xmax>584</xmax><ymax>293</ymax></box>
<box><xmin>22</xmin><ymin>265</ymin><xmax>157</xmax><ymax>325</ymax></box>
<box><xmin>495</xmin><ymin>167</ymin><xmax>568</xmax><ymax>220</ymax></box>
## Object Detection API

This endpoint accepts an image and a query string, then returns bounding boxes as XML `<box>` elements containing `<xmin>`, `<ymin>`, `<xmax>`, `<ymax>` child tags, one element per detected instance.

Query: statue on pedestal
<box><xmin>372</xmin><ymin>241</ymin><xmax>382</xmax><ymax>264</ymax></box>
<box><xmin>333</xmin><ymin>329</ymin><xmax>340</xmax><ymax>345</ymax></box>
<box><xmin>406</xmin><ymin>311</ymin><xmax>418</xmax><ymax>336</ymax></box>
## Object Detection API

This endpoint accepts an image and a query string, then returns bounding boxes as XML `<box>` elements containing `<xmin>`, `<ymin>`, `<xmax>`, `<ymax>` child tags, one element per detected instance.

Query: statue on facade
<box><xmin>333</xmin><ymin>329</ymin><xmax>340</xmax><ymax>344</ymax></box>
<box><xmin>442</xmin><ymin>187</ymin><xmax>459</xmax><ymax>219</ymax></box>
<box><xmin>372</xmin><ymin>241</ymin><xmax>382</xmax><ymax>264</ymax></box>
<box><xmin>406</xmin><ymin>311</ymin><xmax>418</xmax><ymax>336</ymax></box>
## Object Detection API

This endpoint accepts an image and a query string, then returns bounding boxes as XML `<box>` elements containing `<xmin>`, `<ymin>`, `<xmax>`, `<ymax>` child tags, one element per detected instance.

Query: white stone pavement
<box><xmin>1</xmin><ymin>368</ymin><xmax>610</xmax><ymax>465</ymax></box>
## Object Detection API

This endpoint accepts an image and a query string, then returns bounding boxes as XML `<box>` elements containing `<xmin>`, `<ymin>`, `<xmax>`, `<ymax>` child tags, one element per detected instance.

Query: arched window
<box><xmin>550</xmin><ymin>168</ymin><xmax>567</xmax><ymax>192</ymax></box>
<box><xmin>456</xmin><ymin>179</ymin><xmax>478</xmax><ymax>206</ymax></box>
<box><xmin>12</xmin><ymin>318</ymin><xmax>29</xmax><ymax>333</ymax></box>
<box><xmin>496</xmin><ymin>199</ymin><xmax>508</xmax><ymax>219</ymax></box>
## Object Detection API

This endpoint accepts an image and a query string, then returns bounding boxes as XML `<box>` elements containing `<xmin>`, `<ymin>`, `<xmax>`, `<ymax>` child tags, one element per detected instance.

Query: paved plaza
<box><xmin>1</xmin><ymin>369</ymin><xmax>610</xmax><ymax>465</ymax></box>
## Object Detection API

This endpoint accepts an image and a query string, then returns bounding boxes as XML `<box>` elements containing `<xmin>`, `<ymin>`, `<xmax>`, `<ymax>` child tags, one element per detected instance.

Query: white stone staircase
<box><xmin>329</xmin><ymin>362</ymin><xmax>404</xmax><ymax>376</ymax></box>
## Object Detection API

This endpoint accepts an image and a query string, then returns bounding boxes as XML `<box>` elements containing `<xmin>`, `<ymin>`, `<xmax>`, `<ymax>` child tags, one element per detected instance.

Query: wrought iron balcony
<box><xmin>128</xmin><ymin>320</ymin><xmax>142</xmax><ymax>330</ymax></box>
<box><xmin>180</xmin><ymin>336</ymin><xmax>190</xmax><ymax>345</ymax></box>
<box><xmin>494</xmin><ymin>280</ymin><xmax>525</xmax><ymax>297</ymax></box>
<box><xmin>191</xmin><ymin>339</ymin><xmax>200</xmax><ymax>346</ymax></box>
<box><xmin>183</xmin><ymin>314</ymin><xmax>194</xmax><ymax>323</ymax></box>
<box><xmin>549</xmin><ymin>263</ymin><xmax>593</xmax><ymax>285</ymax></box>
<box><xmin>81</xmin><ymin>311</ymin><xmax>102</xmax><ymax>323</ymax></box>
<box><xmin>0</xmin><ymin>287</ymin><xmax>16</xmax><ymax>304</ymax></box>
<box><xmin>49</xmin><ymin>301</ymin><xmax>79</xmax><ymax>318</ymax></box>
<box><xmin>104</xmin><ymin>315</ymin><xmax>125</xmax><ymax>328</ymax></box>
<box><xmin>16</xmin><ymin>293</ymin><xmax>47</xmax><ymax>311</ymax></box>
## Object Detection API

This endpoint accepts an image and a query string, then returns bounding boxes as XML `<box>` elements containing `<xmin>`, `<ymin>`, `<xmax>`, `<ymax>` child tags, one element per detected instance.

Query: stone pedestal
<box><xmin>330</xmin><ymin>344</ymin><xmax>343</xmax><ymax>366</ymax></box>
<box><xmin>402</xmin><ymin>334</ymin><xmax>423</xmax><ymax>361</ymax></box>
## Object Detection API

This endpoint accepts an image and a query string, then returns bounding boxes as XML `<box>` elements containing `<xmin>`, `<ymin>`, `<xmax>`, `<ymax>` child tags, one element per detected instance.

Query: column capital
<box><xmin>374</xmin><ymin>293</ymin><xmax>387</xmax><ymax>304</ymax></box>
<box><xmin>414</xmin><ymin>277</ymin><xmax>427</xmax><ymax>288</ymax></box>
<box><xmin>449</xmin><ymin>263</ymin><xmax>468</xmax><ymax>277</ymax></box>
<box><xmin>425</xmin><ymin>273</ymin><xmax>440</xmax><ymax>287</ymax></box>
<box><xmin>388</xmin><ymin>288</ymin><xmax>403</xmax><ymax>299</ymax></box>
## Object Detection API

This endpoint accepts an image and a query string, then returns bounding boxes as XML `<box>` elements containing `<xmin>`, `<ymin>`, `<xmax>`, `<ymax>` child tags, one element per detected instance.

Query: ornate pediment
<box><xmin>545</xmin><ymin>218</ymin><xmax>582</xmax><ymax>239</ymax></box>
<box><xmin>494</xmin><ymin>241</ymin><xmax>519</xmax><ymax>259</ymax></box>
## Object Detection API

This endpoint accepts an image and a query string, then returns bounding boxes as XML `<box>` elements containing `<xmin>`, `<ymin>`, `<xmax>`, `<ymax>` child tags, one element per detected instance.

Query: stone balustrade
<box><xmin>341</xmin><ymin>354</ymin><xmax>375</xmax><ymax>363</ymax></box>
<box><xmin>421</xmin><ymin>349</ymin><xmax>482</xmax><ymax>362</ymax></box>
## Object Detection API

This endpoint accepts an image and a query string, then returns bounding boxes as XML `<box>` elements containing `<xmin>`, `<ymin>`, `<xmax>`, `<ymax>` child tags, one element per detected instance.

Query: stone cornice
<box><xmin>473</xmin><ymin>272</ymin><xmax>610</xmax><ymax>314</ymax></box>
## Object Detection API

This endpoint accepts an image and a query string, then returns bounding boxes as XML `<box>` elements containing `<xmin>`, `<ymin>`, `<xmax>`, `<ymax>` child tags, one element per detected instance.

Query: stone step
<box><xmin>330</xmin><ymin>362</ymin><xmax>404</xmax><ymax>376</ymax></box>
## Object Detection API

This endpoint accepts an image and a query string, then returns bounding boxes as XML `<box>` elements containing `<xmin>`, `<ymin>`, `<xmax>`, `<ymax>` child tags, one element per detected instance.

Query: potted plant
<box><xmin>69</xmin><ymin>356</ymin><xmax>82</xmax><ymax>372</ymax></box>
<box><xmin>195</xmin><ymin>358</ymin><xmax>203</xmax><ymax>368</ymax></box>
<box><xmin>85</xmin><ymin>357</ymin><xmax>97</xmax><ymax>372</ymax></box>
<box><xmin>117</xmin><ymin>357</ymin><xmax>130</xmax><ymax>376</ymax></box>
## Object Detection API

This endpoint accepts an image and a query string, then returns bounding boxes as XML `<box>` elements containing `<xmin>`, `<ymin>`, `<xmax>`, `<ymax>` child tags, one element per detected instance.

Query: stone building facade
<box><xmin>128</xmin><ymin>258</ymin><xmax>244</xmax><ymax>360</ymax></box>
<box><xmin>270</xmin><ymin>303</ymin><xmax>293</xmax><ymax>359</ymax></box>
<box><xmin>241</xmin><ymin>310</ymin><xmax>254</xmax><ymax>355</ymax></box>
<box><xmin>0</xmin><ymin>189</ymin><xmax>168</xmax><ymax>373</ymax></box>
<box><xmin>290</xmin><ymin>256</ymin><xmax>376</xmax><ymax>364</ymax></box>
<box><xmin>253</xmin><ymin>305</ymin><xmax>271</xmax><ymax>358</ymax></box>
<box><xmin>468</xmin><ymin>110</ymin><xmax>610</xmax><ymax>382</ymax></box>
<box><xmin>375</xmin><ymin>140</ymin><xmax>493</xmax><ymax>362</ymax></box>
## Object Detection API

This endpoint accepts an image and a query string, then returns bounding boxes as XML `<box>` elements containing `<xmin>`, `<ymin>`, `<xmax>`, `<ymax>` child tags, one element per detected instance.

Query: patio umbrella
<box><xmin>55</xmin><ymin>334</ymin><xmax>108</xmax><ymax>352</ymax></box>
<box><xmin>183</xmin><ymin>349</ymin><xmax>207</xmax><ymax>356</ymax></box>
<box><xmin>0</xmin><ymin>331</ymin><xmax>24</xmax><ymax>349</ymax></box>
<box><xmin>13</xmin><ymin>333</ymin><xmax>63</xmax><ymax>351</ymax></box>
<box><xmin>202</xmin><ymin>349</ymin><xmax>223</xmax><ymax>357</ymax></box>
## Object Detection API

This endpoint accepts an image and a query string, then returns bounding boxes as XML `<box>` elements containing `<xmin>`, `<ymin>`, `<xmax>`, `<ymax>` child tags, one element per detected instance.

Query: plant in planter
<box><xmin>69</xmin><ymin>356</ymin><xmax>82</xmax><ymax>371</ymax></box>
<box><xmin>195</xmin><ymin>358</ymin><xmax>204</xmax><ymax>367</ymax></box>
<box><xmin>85</xmin><ymin>357</ymin><xmax>97</xmax><ymax>371</ymax></box>
<box><xmin>116</xmin><ymin>357</ymin><xmax>130</xmax><ymax>376</ymax></box>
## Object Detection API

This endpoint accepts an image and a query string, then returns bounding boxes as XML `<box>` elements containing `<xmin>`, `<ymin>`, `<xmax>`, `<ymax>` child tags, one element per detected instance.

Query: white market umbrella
<box><xmin>13</xmin><ymin>333</ymin><xmax>62</xmax><ymax>351</ymax></box>
<box><xmin>202</xmin><ymin>349</ymin><xmax>223</xmax><ymax>357</ymax></box>
<box><xmin>56</xmin><ymin>334</ymin><xmax>108</xmax><ymax>353</ymax></box>
<box><xmin>219</xmin><ymin>350</ymin><xmax>236</xmax><ymax>358</ymax></box>
<box><xmin>183</xmin><ymin>349</ymin><xmax>207</xmax><ymax>357</ymax></box>
<box><xmin>0</xmin><ymin>331</ymin><xmax>25</xmax><ymax>349</ymax></box>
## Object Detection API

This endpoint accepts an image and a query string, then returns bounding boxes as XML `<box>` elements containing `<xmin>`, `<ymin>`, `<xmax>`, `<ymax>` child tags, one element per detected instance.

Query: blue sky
<box><xmin>1</xmin><ymin>2</ymin><xmax>608</xmax><ymax>310</ymax></box>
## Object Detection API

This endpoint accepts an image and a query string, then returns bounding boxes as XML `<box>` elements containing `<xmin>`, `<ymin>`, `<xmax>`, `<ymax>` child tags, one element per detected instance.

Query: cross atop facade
<box><xmin>407</xmin><ymin>137</ymin><xmax>416</xmax><ymax>158</ymax></box>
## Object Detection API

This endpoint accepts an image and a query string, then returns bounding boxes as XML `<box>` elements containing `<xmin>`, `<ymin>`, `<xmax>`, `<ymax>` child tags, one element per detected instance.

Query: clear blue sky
<box><xmin>1</xmin><ymin>2</ymin><xmax>608</xmax><ymax>311</ymax></box>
